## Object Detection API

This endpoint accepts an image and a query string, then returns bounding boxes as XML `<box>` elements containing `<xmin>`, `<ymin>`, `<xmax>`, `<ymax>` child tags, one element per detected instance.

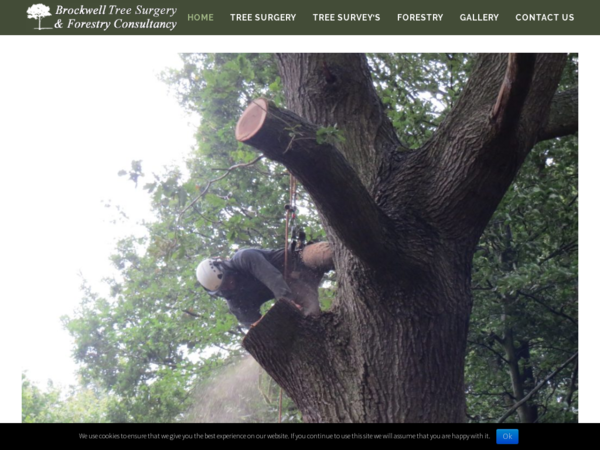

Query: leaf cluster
<box><xmin>22</xmin><ymin>373</ymin><xmax>110</xmax><ymax>423</ymax></box>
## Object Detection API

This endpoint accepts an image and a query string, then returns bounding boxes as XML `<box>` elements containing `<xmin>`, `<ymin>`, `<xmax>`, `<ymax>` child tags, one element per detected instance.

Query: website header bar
<box><xmin>4</xmin><ymin>1</ymin><xmax>597</xmax><ymax>35</ymax></box>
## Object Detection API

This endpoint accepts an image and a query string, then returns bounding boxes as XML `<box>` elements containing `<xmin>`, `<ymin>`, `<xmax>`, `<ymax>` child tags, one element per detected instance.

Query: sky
<box><xmin>0</xmin><ymin>35</ymin><xmax>596</xmax><ymax>423</ymax></box>
<box><xmin>3</xmin><ymin>42</ymin><xmax>195</xmax><ymax>387</ymax></box>
<box><xmin>1</xmin><ymin>39</ymin><xmax>199</xmax><ymax>421</ymax></box>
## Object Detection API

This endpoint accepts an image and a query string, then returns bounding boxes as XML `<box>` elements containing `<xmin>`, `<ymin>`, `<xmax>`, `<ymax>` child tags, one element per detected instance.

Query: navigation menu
<box><xmin>1</xmin><ymin>1</ymin><xmax>590</xmax><ymax>35</ymax></box>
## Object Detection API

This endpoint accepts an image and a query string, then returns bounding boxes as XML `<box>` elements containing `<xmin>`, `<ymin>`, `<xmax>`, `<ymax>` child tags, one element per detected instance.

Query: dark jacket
<box><xmin>217</xmin><ymin>248</ymin><xmax>294</xmax><ymax>327</ymax></box>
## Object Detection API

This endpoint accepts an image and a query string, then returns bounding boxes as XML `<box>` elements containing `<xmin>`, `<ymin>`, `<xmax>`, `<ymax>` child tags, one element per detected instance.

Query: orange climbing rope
<box><xmin>280</xmin><ymin>171</ymin><xmax>297</xmax><ymax>423</ymax></box>
<box><xmin>283</xmin><ymin>173</ymin><xmax>298</xmax><ymax>281</ymax></box>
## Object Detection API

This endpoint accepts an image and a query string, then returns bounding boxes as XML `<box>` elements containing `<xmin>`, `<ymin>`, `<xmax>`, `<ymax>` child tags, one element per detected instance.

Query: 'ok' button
<box><xmin>497</xmin><ymin>429</ymin><xmax>519</xmax><ymax>444</ymax></box>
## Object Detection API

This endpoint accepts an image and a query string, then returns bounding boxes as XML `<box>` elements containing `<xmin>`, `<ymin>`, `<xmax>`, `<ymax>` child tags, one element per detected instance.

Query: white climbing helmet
<box><xmin>196</xmin><ymin>259</ymin><xmax>224</xmax><ymax>292</ymax></box>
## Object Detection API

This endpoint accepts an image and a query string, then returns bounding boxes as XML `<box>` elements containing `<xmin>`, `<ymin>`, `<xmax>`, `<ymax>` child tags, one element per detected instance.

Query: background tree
<box><xmin>65</xmin><ymin>54</ymin><xmax>307</xmax><ymax>422</ymax></box>
<box><xmin>65</xmin><ymin>53</ymin><xmax>577</xmax><ymax>423</ymax></box>
<box><xmin>22</xmin><ymin>374</ymin><xmax>110</xmax><ymax>423</ymax></box>
<box><xmin>467</xmin><ymin>134</ymin><xmax>578</xmax><ymax>423</ymax></box>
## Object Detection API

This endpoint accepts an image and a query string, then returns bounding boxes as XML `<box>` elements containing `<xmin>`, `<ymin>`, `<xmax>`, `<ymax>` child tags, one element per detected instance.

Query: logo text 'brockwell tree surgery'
<box><xmin>27</xmin><ymin>4</ymin><xmax>52</xmax><ymax>30</ymax></box>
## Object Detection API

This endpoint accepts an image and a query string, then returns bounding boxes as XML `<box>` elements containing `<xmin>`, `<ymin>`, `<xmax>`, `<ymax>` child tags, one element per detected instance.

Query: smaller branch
<box><xmin>177</xmin><ymin>155</ymin><xmax>264</xmax><ymax>221</ymax></box>
<box><xmin>539</xmin><ymin>239</ymin><xmax>578</xmax><ymax>265</ymax></box>
<box><xmin>527</xmin><ymin>344</ymin><xmax>574</xmax><ymax>357</ymax></box>
<box><xmin>472</xmin><ymin>286</ymin><xmax>493</xmax><ymax>291</ymax></box>
<box><xmin>489</xmin><ymin>331</ymin><xmax>505</xmax><ymax>346</ymax></box>
<box><xmin>468</xmin><ymin>338</ymin><xmax>509</xmax><ymax>364</ymax></box>
<box><xmin>182</xmin><ymin>309</ymin><xmax>201</xmax><ymax>318</ymax></box>
<box><xmin>211</xmin><ymin>156</ymin><xmax>265</xmax><ymax>172</ymax></box>
<box><xmin>497</xmin><ymin>351</ymin><xmax>578</xmax><ymax>423</ymax></box>
<box><xmin>466</xmin><ymin>391</ymin><xmax>512</xmax><ymax>397</ymax></box>
<box><xmin>520</xmin><ymin>225</ymin><xmax>549</xmax><ymax>250</ymax></box>
<box><xmin>566</xmin><ymin>360</ymin><xmax>578</xmax><ymax>407</ymax></box>
<box><xmin>517</xmin><ymin>290</ymin><xmax>577</xmax><ymax>327</ymax></box>
<box><xmin>537</xmin><ymin>88</ymin><xmax>578</xmax><ymax>142</ymax></box>
<box><xmin>226</xmin><ymin>329</ymin><xmax>244</xmax><ymax>337</ymax></box>
<box><xmin>529</xmin><ymin>284</ymin><xmax>555</xmax><ymax>295</ymax></box>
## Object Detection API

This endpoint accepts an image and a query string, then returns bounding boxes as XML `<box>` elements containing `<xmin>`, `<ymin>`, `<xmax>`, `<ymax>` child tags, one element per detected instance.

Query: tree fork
<box><xmin>423</xmin><ymin>54</ymin><xmax>568</xmax><ymax>241</ymax></box>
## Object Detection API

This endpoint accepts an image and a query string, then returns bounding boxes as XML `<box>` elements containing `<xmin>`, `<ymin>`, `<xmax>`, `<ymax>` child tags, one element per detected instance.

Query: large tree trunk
<box><xmin>237</xmin><ymin>54</ymin><xmax>572</xmax><ymax>422</ymax></box>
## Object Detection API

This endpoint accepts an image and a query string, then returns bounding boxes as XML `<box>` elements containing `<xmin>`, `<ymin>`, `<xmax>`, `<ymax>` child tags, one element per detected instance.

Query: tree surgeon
<box><xmin>196</xmin><ymin>242</ymin><xmax>334</xmax><ymax>327</ymax></box>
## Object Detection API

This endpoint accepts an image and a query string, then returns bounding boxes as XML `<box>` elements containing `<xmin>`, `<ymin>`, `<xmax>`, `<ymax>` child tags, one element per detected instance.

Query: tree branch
<box><xmin>539</xmin><ymin>239</ymin><xmax>578</xmax><ymax>265</ymax></box>
<box><xmin>236</xmin><ymin>98</ymin><xmax>417</xmax><ymax>273</ymax></box>
<box><xmin>422</xmin><ymin>54</ymin><xmax>567</xmax><ymax>242</ymax></box>
<box><xmin>565</xmin><ymin>360</ymin><xmax>578</xmax><ymax>407</ymax></box>
<box><xmin>497</xmin><ymin>351</ymin><xmax>578</xmax><ymax>423</ymax></box>
<box><xmin>242</xmin><ymin>299</ymin><xmax>344</xmax><ymax>423</ymax></box>
<box><xmin>182</xmin><ymin>309</ymin><xmax>201</xmax><ymax>318</ymax></box>
<box><xmin>468</xmin><ymin>338</ymin><xmax>509</xmax><ymax>364</ymax></box>
<box><xmin>537</xmin><ymin>88</ymin><xmax>578</xmax><ymax>142</ymax></box>
<box><xmin>516</xmin><ymin>290</ymin><xmax>577</xmax><ymax>327</ymax></box>
<box><xmin>276</xmin><ymin>54</ymin><xmax>403</xmax><ymax>192</ymax></box>
<box><xmin>177</xmin><ymin>154</ymin><xmax>264</xmax><ymax>221</ymax></box>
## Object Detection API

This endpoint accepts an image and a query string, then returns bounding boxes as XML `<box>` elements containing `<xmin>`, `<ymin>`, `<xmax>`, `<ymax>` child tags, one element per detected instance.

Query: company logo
<box><xmin>27</xmin><ymin>4</ymin><xmax>52</xmax><ymax>30</ymax></box>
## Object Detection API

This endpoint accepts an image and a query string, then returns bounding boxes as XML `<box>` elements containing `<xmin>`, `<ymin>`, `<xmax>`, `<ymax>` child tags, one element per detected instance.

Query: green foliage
<box><xmin>118</xmin><ymin>160</ymin><xmax>144</xmax><ymax>187</ymax></box>
<box><xmin>64</xmin><ymin>54</ymin><xmax>310</xmax><ymax>422</ymax></box>
<box><xmin>65</xmin><ymin>53</ymin><xmax>577</xmax><ymax>423</ymax></box>
<box><xmin>316</xmin><ymin>125</ymin><xmax>346</xmax><ymax>146</ymax></box>
<box><xmin>466</xmin><ymin>135</ymin><xmax>578</xmax><ymax>423</ymax></box>
<box><xmin>464</xmin><ymin>56</ymin><xmax>578</xmax><ymax>423</ymax></box>
<box><xmin>22</xmin><ymin>374</ymin><xmax>110</xmax><ymax>423</ymax></box>
<box><xmin>368</xmin><ymin>53</ymin><xmax>473</xmax><ymax>148</ymax></box>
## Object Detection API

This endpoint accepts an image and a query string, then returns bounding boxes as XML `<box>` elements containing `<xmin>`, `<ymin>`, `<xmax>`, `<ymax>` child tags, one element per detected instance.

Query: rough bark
<box><xmin>237</xmin><ymin>53</ymin><xmax>575</xmax><ymax>422</ymax></box>
<box><xmin>538</xmin><ymin>88</ymin><xmax>578</xmax><ymax>142</ymax></box>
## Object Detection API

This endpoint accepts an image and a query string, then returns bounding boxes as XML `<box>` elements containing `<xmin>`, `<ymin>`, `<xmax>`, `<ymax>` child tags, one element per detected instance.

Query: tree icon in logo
<box><xmin>27</xmin><ymin>4</ymin><xmax>52</xmax><ymax>30</ymax></box>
